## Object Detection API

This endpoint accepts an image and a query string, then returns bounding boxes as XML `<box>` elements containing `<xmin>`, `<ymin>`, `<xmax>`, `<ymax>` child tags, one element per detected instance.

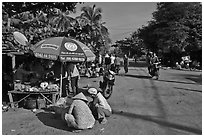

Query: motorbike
<box><xmin>99</xmin><ymin>70</ymin><xmax>115</xmax><ymax>99</ymax></box>
<box><xmin>149</xmin><ymin>62</ymin><xmax>161</xmax><ymax>79</ymax></box>
<box><xmin>115</xmin><ymin>65</ymin><xmax>120</xmax><ymax>74</ymax></box>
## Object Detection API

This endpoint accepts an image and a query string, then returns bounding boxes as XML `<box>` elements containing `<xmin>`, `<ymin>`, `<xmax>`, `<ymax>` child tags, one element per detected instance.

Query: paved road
<box><xmin>2</xmin><ymin>61</ymin><xmax>202</xmax><ymax>135</ymax></box>
<box><xmin>79</xmin><ymin>62</ymin><xmax>202</xmax><ymax>135</ymax></box>
<box><xmin>104</xmin><ymin>66</ymin><xmax>202</xmax><ymax>135</ymax></box>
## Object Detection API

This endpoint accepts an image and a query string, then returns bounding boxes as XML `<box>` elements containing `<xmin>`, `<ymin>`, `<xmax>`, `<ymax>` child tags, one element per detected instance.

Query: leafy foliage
<box><xmin>76</xmin><ymin>4</ymin><xmax>111</xmax><ymax>55</ymax></box>
<box><xmin>137</xmin><ymin>2</ymin><xmax>202</xmax><ymax>66</ymax></box>
<box><xmin>2</xmin><ymin>2</ymin><xmax>79</xmax><ymax>52</ymax></box>
<box><xmin>2</xmin><ymin>2</ymin><xmax>111</xmax><ymax>57</ymax></box>
<box><xmin>114</xmin><ymin>31</ymin><xmax>145</xmax><ymax>58</ymax></box>
<box><xmin>2</xmin><ymin>2</ymin><xmax>78</xmax><ymax>17</ymax></box>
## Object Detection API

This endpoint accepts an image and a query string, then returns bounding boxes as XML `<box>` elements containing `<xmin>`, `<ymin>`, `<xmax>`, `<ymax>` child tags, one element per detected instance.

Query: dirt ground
<box><xmin>2</xmin><ymin>77</ymin><xmax>124</xmax><ymax>135</ymax></box>
<box><xmin>2</xmin><ymin>61</ymin><xmax>202</xmax><ymax>135</ymax></box>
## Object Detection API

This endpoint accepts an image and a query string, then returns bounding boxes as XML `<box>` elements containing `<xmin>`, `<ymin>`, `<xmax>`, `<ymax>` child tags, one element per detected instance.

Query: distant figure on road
<box><xmin>110</xmin><ymin>54</ymin><xmax>116</xmax><ymax>72</ymax></box>
<box><xmin>98</xmin><ymin>54</ymin><xmax>102</xmax><ymax>66</ymax></box>
<box><xmin>150</xmin><ymin>53</ymin><xmax>159</xmax><ymax>65</ymax></box>
<box><xmin>105</xmin><ymin>53</ymin><xmax>111</xmax><ymax>70</ymax></box>
<box><xmin>134</xmin><ymin>54</ymin><xmax>138</xmax><ymax>63</ymax></box>
<box><xmin>149</xmin><ymin>53</ymin><xmax>160</xmax><ymax>79</ymax></box>
<box><xmin>176</xmin><ymin>62</ymin><xmax>182</xmax><ymax>70</ymax></box>
<box><xmin>114</xmin><ymin>55</ymin><xmax>121</xmax><ymax>74</ymax></box>
<box><xmin>146</xmin><ymin>51</ymin><xmax>153</xmax><ymax>73</ymax></box>
<box><xmin>123</xmin><ymin>54</ymin><xmax>129</xmax><ymax>73</ymax></box>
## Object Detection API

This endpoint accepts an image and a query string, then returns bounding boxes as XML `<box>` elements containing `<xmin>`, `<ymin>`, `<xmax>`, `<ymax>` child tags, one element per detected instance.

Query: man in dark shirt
<box><xmin>14</xmin><ymin>63</ymin><xmax>33</xmax><ymax>82</ymax></box>
<box><xmin>123</xmin><ymin>54</ymin><xmax>129</xmax><ymax>73</ymax></box>
<box><xmin>114</xmin><ymin>55</ymin><xmax>120</xmax><ymax>74</ymax></box>
<box><xmin>104</xmin><ymin>54</ymin><xmax>111</xmax><ymax>69</ymax></box>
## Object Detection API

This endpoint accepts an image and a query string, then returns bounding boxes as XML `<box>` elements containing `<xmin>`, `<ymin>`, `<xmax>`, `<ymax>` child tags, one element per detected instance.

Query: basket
<box><xmin>24</xmin><ymin>98</ymin><xmax>36</xmax><ymax>109</ymax></box>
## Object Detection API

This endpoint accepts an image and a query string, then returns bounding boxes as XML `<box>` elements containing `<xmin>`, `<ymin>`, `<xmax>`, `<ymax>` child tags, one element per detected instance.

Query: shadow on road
<box><xmin>177</xmin><ymin>73</ymin><xmax>202</xmax><ymax>85</ymax></box>
<box><xmin>129</xmin><ymin>61</ymin><xmax>148</xmax><ymax>68</ymax></box>
<box><xmin>36</xmin><ymin>112</ymin><xmax>73</xmax><ymax>132</ymax></box>
<box><xmin>112</xmin><ymin>110</ymin><xmax>202</xmax><ymax>135</ymax></box>
<box><xmin>157</xmin><ymin>79</ymin><xmax>196</xmax><ymax>85</ymax></box>
<box><xmin>185</xmin><ymin>77</ymin><xmax>202</xmax><ymax>85</ymax></box>
<box><xmin>174</xmin><ymin>87</ymin><xmax>202</xmax><ymax>93</ymax></box>
<box><xmin>119</xmin><ymin>74</ymin><xmax>152</xmax><ymax>79</ymax></box>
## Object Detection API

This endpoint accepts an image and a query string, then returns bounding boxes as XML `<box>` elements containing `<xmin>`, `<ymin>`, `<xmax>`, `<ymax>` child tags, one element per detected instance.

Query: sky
<box><xmin>70</xmin><ymin>2</ymin><xmax>157</xmax><ymax>43</ymax></box>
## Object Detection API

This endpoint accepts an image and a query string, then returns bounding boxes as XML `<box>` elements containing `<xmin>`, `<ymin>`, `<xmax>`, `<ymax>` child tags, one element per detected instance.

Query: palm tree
<box><xmin>48</xmin><ymin>8</ymin><xmax>76</xmax><ymax>35</ymax></box>
<box><xmin>76</xmin><ymin>5</ymin><xmax>111</xmax><ymax>53</ymax></box>
<box><xmin>79</xmin><ymin>5</ymin><xmax>102</xmax><ymax>28</ymax></box>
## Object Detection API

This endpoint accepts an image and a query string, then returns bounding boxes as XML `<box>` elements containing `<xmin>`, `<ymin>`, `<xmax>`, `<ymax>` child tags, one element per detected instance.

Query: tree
<box><xmin>76</xmin><ymin>4</ymin><xmax>111</xmax><ymax>54</ymax></box>
<box><xmin>137</xmin><ymin>2</ymin><xmax>202</xmax><ymax>66</ymax></box>
<box><xmin>114</xmin><ymin>30</ymin><xmax>145</xmax><ymax>58</ymax></box>
<box><xmin>2</xmin><ymin>2</ymin><xmax>78</xmax><ymax>52</ymax></box>
<box><xmin>130</xmin><ymin>31</ymin><xmax>146</xmax><ymax>57</ymax></box>
<box><xmin>48</xmin><ymin>8</ymin><xmax>77</xmax><ymax>36</ymax></box>
<box><xmin>152</xmin><ymin>2</ymin><xmax>201</xmax><ymax>52</ymax></box>
<box><xmin>137</xmin><ymin>21</ymin><xmax>161</xmax><ymax>53</ymax></box>
<box><xmin>2</xmin><ymin>2</ymin><xmax>78</xmax><ymax>17</ymax></box>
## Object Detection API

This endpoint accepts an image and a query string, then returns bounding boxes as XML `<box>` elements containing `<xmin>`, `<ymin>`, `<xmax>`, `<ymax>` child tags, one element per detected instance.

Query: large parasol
<box><xmin>31</xmin><ymin>37</ymin><xmax>95</xmax><ymax>62</ymax></box>
<box><xmin>32</xmin><ymin>37</ymin><xmax>96</xmax><ymax>97</ymax></box>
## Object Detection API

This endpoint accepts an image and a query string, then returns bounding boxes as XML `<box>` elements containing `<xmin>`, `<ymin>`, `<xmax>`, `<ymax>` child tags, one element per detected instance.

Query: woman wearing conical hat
<box><xmin>61</xmin><ymin>92</ymin><xmax>95</xmax><ymax>130</ymax></box>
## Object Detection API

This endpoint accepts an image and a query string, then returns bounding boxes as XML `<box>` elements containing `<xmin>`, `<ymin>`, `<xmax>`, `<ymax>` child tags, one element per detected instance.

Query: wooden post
<box><xmin>8</xmin><ymin>92</ymin><xmax>14</xmax><ymax>108</ymax></box>
<box><xmin>52</xmin><ymin>93</ymin><xmax>57</xmax><ymax>104</ymax></box>
<box><xmin>12</xmin><ymin>55</ymin><xmax>15</xmax><ymax>73</ymax></box>
<box><xmin>7</xmin><ymin>18</ymin><xmax>11</xmax><ymax>28</ymax></box>
<box><xmin>60</xmin><ymin>63</ymin><xmax>63</xmax><ymax>97</ymax></box>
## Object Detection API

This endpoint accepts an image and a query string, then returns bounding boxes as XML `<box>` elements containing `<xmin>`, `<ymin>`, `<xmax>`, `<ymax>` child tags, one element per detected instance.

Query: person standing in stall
<box><xmin>67</xmin><ymin>63</ymin><xmax>80</xmax><ymax>95</ymax></box>
<box><xmin>14</xmin><ymin>63</ymin><xmax>34</xmax><ymax>83</ymax></box>
<box><xmin>55</xmin><ymin>62</ymin><xmax>69</xmax><ymax>97</ymax></box>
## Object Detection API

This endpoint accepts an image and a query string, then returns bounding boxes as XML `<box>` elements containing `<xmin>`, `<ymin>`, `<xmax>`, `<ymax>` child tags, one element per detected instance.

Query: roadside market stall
<box><xmin>31</xmin><ymin>36</ymin><xmax>96</xmax><ymax>98</ymax></box>
<box><xmin>7</xmin><ymin>35</ymin><xmax>95</xmax><ymax>109</ymax></box>
<box><xmin>5</xmin><ymin>52</ymin><xmax>60</xmax><ymax>108</ymax></box>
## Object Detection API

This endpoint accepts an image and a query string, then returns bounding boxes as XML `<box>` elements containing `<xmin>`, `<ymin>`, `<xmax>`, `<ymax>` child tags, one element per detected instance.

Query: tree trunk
<box><xmin>7</xmin><ymin>18</ymin><xmax>11</xmax><ymax>28</ymax></box>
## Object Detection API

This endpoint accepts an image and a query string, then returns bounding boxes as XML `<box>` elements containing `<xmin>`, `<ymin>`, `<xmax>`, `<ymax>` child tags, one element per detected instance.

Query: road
<box><xmin>2</xmin><ymin>61</ymin><xmax>202</xmax><ymax>135</ymax></box>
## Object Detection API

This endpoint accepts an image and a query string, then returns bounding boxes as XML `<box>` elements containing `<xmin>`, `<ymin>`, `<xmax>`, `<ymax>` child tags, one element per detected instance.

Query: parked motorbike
<box><xmin>149</xmin><ymin>62</ymin><xmax>161</xmax><ymax>79</ymax></box>
<box><xmin>99</xmin><ymin>70</ymin><xmax>115</xmax><ymax>99</ymax></box>
<box><xmin>115</xmin><ymin>65</ymin><xmax>120</xmax><ymax>74</ymax></box>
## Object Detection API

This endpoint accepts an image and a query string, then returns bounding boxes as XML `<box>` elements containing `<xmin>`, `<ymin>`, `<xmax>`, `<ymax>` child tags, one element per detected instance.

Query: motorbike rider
<box><xmin>151</xmin><ymin>53</ymin><xmax>159</xmax><ymax>64</ymax></box>
<box><xmin>146</xmin><ymin>51</ymin><xmax>153</xmax><ymax>74</ymax></box>
<box><xmin>149</xmin><ymin>53</ymin><xmax>160</xmax><ymax>79</ymax></box>
<box><xmin>99</xmin><ymin>68</ymin><xmax>115</xmax><ymax>92</ymax></box>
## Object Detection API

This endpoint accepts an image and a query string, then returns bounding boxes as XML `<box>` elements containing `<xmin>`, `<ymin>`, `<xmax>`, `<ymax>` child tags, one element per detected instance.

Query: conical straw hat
<box><xmin>72</xmin><ymin>92</ymin><xmax>88</xmax><ymax>102</ymax></box>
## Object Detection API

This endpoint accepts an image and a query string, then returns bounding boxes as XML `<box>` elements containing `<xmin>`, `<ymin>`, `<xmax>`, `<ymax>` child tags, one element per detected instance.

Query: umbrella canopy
<box><xmin>32</xmin><ymin>37</ymin><xmax>95</xmax><ymax>62</ymax></box>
